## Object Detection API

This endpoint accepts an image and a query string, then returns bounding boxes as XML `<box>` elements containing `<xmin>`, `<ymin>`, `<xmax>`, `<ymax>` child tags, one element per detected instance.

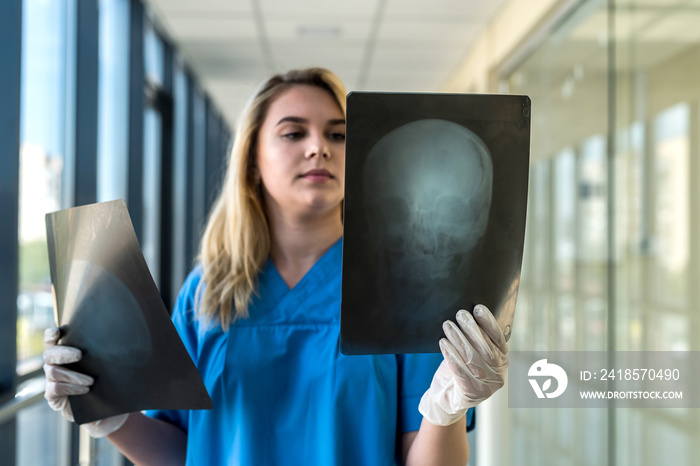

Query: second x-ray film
<box><xmin>341</xmin><ymin>92</ymin><xmax>530</xmax><ymax>355</ymax></box>
<box><xmin>45</xmin><ymin>200</ymin><xmax>212</xmax><ymax>424</ymax></box>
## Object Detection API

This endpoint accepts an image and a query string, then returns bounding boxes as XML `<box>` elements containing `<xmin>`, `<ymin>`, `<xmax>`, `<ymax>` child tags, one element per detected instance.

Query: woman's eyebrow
<box><xmin>276</xmin><ymin>116</ymin><xmax>345</xmax><ymax>126</ymax></box>
<box><xmin>276</xmin><ymin>116</ymin><xmax>307</xmax><ymax>126</ymax></box>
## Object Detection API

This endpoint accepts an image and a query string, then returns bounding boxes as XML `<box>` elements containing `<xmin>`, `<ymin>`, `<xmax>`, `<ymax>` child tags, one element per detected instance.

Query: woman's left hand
<box><xmin>419</xmin><ymin>304</ymin><xmax>508</xmax><ymax>426</ymax></box>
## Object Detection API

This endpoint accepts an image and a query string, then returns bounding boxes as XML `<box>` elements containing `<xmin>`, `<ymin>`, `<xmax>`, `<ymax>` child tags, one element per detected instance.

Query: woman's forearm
<box><xmin>107</xmin><ymin>412</ymin><xmax>187</xmax><ymax>466</ymax></box>
<box><xmin>405</xmin><ymin>415</ymin><xmax>469</xmax><ymax>466</ymax></box>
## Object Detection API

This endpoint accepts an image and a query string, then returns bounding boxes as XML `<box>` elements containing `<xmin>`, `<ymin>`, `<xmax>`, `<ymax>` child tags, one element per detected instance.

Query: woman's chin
<box><xmin>301</xmin><ymin>196</ymin><xmax>343</xmax><ymax>218</ymax></box>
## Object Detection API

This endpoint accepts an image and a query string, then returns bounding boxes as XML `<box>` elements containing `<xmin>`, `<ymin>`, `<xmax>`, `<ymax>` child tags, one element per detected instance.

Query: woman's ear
<box><xmin>248</xmin><ymin>145</ymin><xmax>261</xmax><ymax>185</ymax></box>
<box><xmin>248</xmin><ymin>150</ymin><xmax>261</xmax><ymax>185</ymax></box>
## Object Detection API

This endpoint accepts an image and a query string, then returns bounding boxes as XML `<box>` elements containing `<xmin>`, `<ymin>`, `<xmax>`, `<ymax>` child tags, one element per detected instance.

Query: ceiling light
<box><xmin>297</xmin><ymin>26</ymin><xmax>341</xmax><ymax>39</ymax></box>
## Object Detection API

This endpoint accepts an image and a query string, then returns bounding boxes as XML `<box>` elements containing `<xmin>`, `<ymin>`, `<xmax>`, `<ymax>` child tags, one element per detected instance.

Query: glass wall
<box><xmin>5</xmin><ymin>0</ymin><xmax>232</xmax><ymax>463</ymax></box>
<box><xmin>17</xmin><ymin>0</ymin><xmax>74</xmax><ymax>373</ymax></box>
<box><xmin>498</xmin><ymin>0</ymin><xmax>700</xmax><ymax>464</ymax></box>
<box><xmin>613</xmin><ymin>0</ymin><xmax>700</xmax><ymax>464</ymax></box>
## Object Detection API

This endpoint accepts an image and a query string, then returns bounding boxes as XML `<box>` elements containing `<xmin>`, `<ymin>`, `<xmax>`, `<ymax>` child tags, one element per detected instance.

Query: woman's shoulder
<box><xmin>174</xmin><ymin>265</ymin><xmax>228</xmax><ymax>334</ymax></box>
<box><xmin>170</xmin><ymin>265</ymin><xmax>205</xmax><ymax>324</ymax></box>
<box><xmin>179</xmin><ymin>265</ymin><xmax>205</xmax><ymax>299</ymax></box>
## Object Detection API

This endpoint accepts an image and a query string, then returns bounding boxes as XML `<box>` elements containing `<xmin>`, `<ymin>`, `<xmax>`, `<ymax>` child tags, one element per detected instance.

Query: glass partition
<box><xmin>500</xmin><ymin>0</ymin><xmax>700</xmax><ymax>464</ymax></box>
<box><xmin>504</xmin><ymin>0</ymin><xmax>610</xmax><ymax>463</ymax></box>
<box><xmin>614</xmin><ymin>0</ymin><xmax>700</xmax><ymax>463</ymax></box>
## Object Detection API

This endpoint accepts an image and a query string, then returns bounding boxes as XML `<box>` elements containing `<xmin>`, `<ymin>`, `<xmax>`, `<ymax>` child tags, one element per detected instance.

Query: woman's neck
<box><xmin>266</xmin><ymin>205</ymin><xmax>343</xmax><ymax>288</ymax></box>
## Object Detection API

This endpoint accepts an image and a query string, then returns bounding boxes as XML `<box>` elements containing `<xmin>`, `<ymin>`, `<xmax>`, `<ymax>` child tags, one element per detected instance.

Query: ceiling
<box><xmin>145</xmin><ymin>0</ymin><xmax>508</xmax><ymax>126</ymax></box>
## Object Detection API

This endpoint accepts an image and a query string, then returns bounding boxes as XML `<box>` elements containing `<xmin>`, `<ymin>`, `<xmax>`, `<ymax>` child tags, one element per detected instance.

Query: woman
<box><xmin>44</xmin><ymin>68</ymin><xmax>508</xmax><ymax>465</ymax></box>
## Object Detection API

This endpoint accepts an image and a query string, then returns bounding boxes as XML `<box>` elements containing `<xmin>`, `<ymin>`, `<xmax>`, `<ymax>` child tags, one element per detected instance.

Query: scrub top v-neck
<box><xmin>146</xmin><ymin>238</ymin><xmax>472</xmax><ymax>465</ymax></box>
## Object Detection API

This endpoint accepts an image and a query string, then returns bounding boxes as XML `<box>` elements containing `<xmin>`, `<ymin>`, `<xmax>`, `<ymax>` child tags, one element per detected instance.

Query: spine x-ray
<box><xmin>341</xmin><ymin>92</ymin><xmax>530</xmax><ymax>355</ymax></box>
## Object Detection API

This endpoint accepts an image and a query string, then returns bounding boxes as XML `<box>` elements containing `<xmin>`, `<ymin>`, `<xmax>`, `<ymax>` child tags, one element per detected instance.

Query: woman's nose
<box><xmin>304</xmin><ymin>133</ymin><xmax>331</xmax><ymax>159</ymax></box>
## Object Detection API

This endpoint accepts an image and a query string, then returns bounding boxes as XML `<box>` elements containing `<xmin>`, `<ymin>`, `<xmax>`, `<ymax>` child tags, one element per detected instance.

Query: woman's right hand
<box><xmin>43</xmin><ymin>327</ymin><xmax>93</xmax><ymax>422</ymax></box>
<box><xmin>43</xmin><ymin>327</ymin><xmax>128</xmax><ymax>437</ymax></box>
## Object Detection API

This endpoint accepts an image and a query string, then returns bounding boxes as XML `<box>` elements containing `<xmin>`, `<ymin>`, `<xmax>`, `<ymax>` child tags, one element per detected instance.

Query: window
<box><xmin>97</xmin><ymin>0</ymin><xmax>130</xmax><ymax>203</ymax></box>
<box><xmin>5</xmin><ymin>0</ymin><xmax>232</xmax><ymax>464</ymax></box>
<box><xmin>141</xmin><ymin>18</ymin><xmax>166</xmax><ymax>289</ymax></box>
<box><xmin>17</xmin><ymin>0</ymin><xmax>74</xmax><ymax>372</ymax></box>
<box><xmin>652</xmin><ymin>103</ymin><xmax>690</xmax><ymax>307</ymax></box>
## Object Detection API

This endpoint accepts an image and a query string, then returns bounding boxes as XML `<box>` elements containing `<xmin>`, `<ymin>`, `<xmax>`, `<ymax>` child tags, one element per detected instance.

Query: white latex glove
<box><xmin>43</xmin><ymin>327</ymin><xmax>128</xmax><ymax>438</ymax></box>
<box><xmin>419</xmin><ymin>304</ymin><xmax>508</xmax><ymax>426</ymax></box>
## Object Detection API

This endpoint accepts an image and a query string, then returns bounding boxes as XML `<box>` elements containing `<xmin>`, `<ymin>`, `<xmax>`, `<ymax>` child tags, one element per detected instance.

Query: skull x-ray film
<box><xmin>45</xmin><ymin>200</ymin><xmax>212</xmax><ymax>424</ymax></box>
<box><xmin>341</xmin><ymin>92</ymin><xmax>530</xmax><ymax>355</ymax></box>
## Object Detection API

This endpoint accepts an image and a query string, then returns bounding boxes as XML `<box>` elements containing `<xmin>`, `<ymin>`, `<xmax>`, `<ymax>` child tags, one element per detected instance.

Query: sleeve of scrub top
<box><xmin>397</xmin><ymin>353</ymin><xmax>475</xmax><ymax>432</ymax></box>
<box><xmin>143</xmin><ymin>267</ymin><xmax>203</xmax><ymax>432</ymax></box>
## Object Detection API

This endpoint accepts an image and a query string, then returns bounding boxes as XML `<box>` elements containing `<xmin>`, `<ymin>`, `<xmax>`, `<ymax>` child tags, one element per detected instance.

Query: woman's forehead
<box><xmin>265</xmin><ymin>84</ymin><xmax>344</xmax><ymax>122</ymax></box>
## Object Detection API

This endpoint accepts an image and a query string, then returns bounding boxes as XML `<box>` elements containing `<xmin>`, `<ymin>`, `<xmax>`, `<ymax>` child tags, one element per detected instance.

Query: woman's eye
<box><xmin>328</xmin><ymin>132</ymin><xmax>345</xmax><ymax>141</ymax></box>
<box><xmin>283</xmin><ymin>131</ymin><xmax>304</xmax><ymax>140</ymax></box>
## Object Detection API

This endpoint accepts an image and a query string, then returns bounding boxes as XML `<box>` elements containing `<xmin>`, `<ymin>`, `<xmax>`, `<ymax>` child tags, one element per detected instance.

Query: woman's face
<box><xmin>256</xmin><ymin>84</ymin><xmax>345</xmax><ymax>220</ymax></box>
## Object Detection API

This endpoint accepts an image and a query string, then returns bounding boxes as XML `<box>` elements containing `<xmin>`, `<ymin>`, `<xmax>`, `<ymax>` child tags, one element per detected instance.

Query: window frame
<box><xmin>0</xmin><ymin>0</ymin><xmax>23</xmax><ymax>461</ymax></box>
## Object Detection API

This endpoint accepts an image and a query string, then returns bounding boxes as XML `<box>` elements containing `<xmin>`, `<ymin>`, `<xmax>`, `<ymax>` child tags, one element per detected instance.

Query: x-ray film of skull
<box><xmin>341</xmin><ymin>92</ymin><xmax>530</xmax><ymax>355</ymax></box>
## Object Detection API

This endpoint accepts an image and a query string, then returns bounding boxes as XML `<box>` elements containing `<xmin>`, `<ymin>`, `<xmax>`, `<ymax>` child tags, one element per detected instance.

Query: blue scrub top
<box><xmin>146</xmin><ymin>238</ymin><xmax>474</xmax><ymax>465</ymax></box>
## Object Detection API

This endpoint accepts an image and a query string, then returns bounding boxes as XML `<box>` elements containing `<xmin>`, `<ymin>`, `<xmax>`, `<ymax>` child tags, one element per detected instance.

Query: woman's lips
<box><xmin>301</xmin><ymin>169</ymin><xmax>333</xmax><ymax>182</ymax></box>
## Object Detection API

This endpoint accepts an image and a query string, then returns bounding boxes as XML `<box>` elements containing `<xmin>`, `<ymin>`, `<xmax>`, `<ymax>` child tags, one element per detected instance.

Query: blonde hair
<box><xmin>196</xmin><ymin>68</ymin><xmax>347</xmax><ymax>330</ymax></box>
